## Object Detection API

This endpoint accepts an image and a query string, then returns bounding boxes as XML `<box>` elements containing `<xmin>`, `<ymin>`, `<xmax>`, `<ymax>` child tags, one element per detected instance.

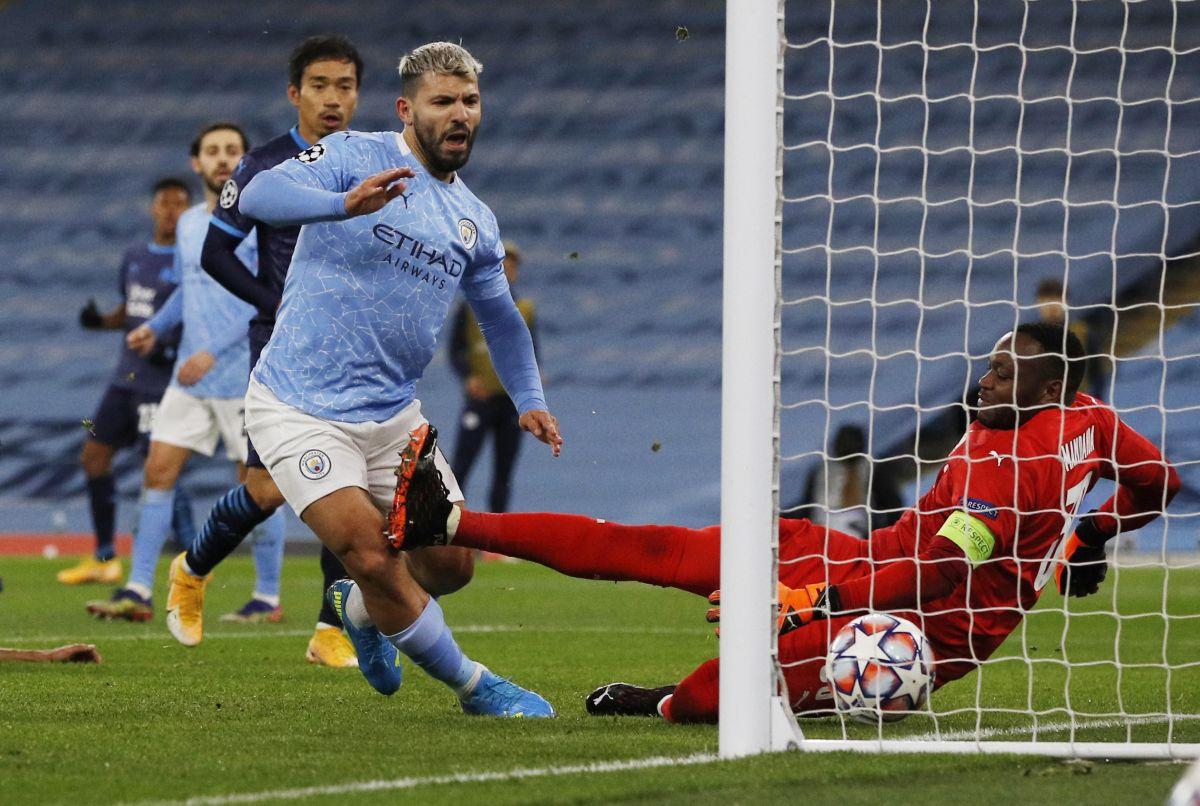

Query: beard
<box><xmin>412</xmin><ymin>114</ymin><xmax>476</xmax><ymax>174</ymax></box>
<box><xmin>203</xmin><ymin>171</ymin><xmax>229</xmax><ymax>195</ymax></box>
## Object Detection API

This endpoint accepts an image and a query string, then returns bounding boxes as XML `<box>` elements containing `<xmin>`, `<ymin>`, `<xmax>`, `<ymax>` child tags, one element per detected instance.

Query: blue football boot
<box><xmin>460</xmin><ymin>666</ymin><xmax>556</xmax><ymax>718</ymax></box>
<box><xmin>326</xmin><ymin>579</ymin><xmax>402</xmax><ymax>695</ymax></box>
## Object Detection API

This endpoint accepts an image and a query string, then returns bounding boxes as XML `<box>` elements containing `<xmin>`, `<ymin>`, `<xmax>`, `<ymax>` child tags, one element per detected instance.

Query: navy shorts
<box><xmin>245</xmin><ymin>330</ymin><xmax>270</xmax><ymax>468</ymax></box>
<box><xmin>91</xmin><ymin>384</ymin><xmax>164</xmax><ymax>454</ymax></box>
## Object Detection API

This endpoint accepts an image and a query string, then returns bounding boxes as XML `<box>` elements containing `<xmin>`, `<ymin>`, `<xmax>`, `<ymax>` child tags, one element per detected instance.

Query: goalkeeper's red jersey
<box><xmin>866</xmin><ymin>393</ymin><xmax>1173</xmax><ymax>681</ymax></box>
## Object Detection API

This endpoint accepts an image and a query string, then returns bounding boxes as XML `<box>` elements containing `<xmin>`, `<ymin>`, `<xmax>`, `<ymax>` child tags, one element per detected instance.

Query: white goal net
<box><xmin>721</xmin><ymin>0</ymin><xmax>1200</xmax><ymax>759</ymax></box>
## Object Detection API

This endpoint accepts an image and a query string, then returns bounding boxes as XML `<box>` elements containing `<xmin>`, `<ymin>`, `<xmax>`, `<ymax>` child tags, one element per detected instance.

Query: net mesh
<box><xmin>775</xmin><ymin>0</ymin><xmax>1200</xmax><ymax>749</ymax></box>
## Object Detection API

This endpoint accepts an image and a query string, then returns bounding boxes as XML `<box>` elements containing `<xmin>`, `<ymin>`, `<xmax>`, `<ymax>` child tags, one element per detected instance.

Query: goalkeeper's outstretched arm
<box><xmin>1059</xmin><ymin>419</ymin><xmax>1180</xmax><ymax>597</ymax></box>
<box><xmin>1083</xmin><ymin>417</ymin><xmax>1181</xmax><ymax>540</ymax></box>
<box><xmin>826</xmin><ymin>529</ymin><xmax>972</xmax><ymax>615</ymax></box>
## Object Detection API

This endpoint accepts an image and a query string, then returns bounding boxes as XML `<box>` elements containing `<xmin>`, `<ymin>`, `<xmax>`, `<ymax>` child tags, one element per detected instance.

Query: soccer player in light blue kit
<box><xmin>90</xmin><ymin>124</ymin><xmax>287</xmax><ymax>629</ymax></box>
<box><xmin>239</xmin><ymin>42</ymin><xmax>562</xmax><ymax>716</ymax></box>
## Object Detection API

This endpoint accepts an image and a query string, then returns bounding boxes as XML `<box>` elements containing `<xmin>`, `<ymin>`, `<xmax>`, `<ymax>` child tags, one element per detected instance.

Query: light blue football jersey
<box><xmin>173</xmin><ymin>203</ymin><xmax>258</xmax><ymax>398</ymax></box>
<box><xmin>251</xmin><ymin>130</ymin><xmax>510</xmax><ymax>423</ymax></box>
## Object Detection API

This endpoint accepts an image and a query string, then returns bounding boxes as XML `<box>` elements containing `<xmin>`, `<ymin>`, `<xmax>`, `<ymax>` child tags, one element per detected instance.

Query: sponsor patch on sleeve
<box><xmin>965</xmin><ymin>497</ymin><xmax>999</xmax><ymax>520</ymax></box>
<box><xmin>937</xmin><ymin>511</ymin><xmax>997</xmax><ymax>566</ymax></box>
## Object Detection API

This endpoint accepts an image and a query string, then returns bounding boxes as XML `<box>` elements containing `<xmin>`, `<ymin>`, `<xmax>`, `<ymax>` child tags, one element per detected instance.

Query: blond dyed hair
<box><xmin>398</xmin><ymin>42</ymin><xmax>482</xmax><ymax>94</ymax></box>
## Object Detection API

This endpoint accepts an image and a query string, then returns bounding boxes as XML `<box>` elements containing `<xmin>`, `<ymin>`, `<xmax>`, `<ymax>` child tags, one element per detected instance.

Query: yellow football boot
<box><xmin>166</xmin><ymin>552</ymin><xmax>210</xmax><ymax>647</ymax></box>
<box><xmin>57</xmin><ymin>557</ymin><xmax>123</xmax><ymax>585</ymax></box>
<box><xmin>305</xmin><ymin>625</ymin><xmax>359</xmax><ymax>668</ymax></box>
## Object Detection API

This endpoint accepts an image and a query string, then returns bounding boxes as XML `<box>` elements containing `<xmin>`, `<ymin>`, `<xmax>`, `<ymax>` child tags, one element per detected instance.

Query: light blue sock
<box><xmin>128</xmin><ymin>487</ymin><xmax>175</xmax><ymax>596</ymax></box>
<box><xmin>385</xmin><ymin>598</ymin><xmax>479</xmax><ymax>693</ymax></box>
<box><xmin>250</xmin><ymin>508</ymin><xmax>286</xmax><ymax>602</ymax></box>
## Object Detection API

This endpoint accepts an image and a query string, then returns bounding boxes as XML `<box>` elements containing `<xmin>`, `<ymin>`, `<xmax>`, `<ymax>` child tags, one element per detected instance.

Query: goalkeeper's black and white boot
<box><xmin>386</xmin><ymin>423</ymin><xmax>454</xmax><ymax>551</ymax></box>
<box><xmin>585</xmin><ymin>682</ymin><xmax>677</xmax><ymax>717</ymax></box>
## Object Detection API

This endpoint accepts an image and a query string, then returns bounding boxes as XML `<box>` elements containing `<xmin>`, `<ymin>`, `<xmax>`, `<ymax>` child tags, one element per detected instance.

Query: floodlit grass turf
<box><xmin>0</xmin><ymin>555</ymin><xmax>1195</xmax><ymax>804</ymax></box>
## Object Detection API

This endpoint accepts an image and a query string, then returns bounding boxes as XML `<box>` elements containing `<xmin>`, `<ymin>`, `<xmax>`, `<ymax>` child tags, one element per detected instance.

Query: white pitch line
<box><xmin>905</xmin><ymin>712</ymin><xmax>1200</xmax><ymax>742</ymax></box>
<box><xmin>0</xmin><ymin>623</ymin><xmax>704</xmax><ymax>645</ymax></box>
<box><xmin>123</xmin><ymin>715</ymin><xmax>1200</xmax><ymax>805</ymax></box>
<box><xmin>127</xmin><ymin>753</ymin><xmax>722</xmax><ymax>806</ymax></box>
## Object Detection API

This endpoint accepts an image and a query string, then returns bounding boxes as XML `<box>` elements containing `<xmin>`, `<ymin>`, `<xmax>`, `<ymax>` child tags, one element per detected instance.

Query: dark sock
<box><xmin>317</xmin><ymin>546</ymin><xmax>347</xmax><ymax>628</ymax></box>
<box><xmin>171</xmin><ymin>486</ymin><xmax>198</xmax><ymax>549</ymax></box>
<box><xmin>185</xmin><ymin>485</ymin><xmax>269</xmax><ymax>577</ymax></box>
<box><xmin>87</xmin><ymin>475</ymin><xmax>116</xmax><ymax>562</ymax></box>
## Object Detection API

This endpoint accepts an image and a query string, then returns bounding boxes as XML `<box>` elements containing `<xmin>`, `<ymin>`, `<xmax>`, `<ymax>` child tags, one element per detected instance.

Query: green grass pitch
<box><xmin>1</xmin><ymin>554</ymin><xmax>1196</xmax><ymax>803</ymax></box>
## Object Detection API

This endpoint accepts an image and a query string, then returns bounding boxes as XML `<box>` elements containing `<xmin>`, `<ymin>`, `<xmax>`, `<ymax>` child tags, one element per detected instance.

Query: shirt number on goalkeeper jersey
<box><xmin>1033</xmin><ymin>473</ymin><xmax>1093</xmax><ymax>592</ymax></box>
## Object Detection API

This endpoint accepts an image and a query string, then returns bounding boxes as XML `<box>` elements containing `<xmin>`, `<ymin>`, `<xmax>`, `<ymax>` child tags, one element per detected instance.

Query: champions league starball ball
<box><xmin>826</xmin><ymin>613</ymin><xmax>934</xmax><ymax>723</ymax></box>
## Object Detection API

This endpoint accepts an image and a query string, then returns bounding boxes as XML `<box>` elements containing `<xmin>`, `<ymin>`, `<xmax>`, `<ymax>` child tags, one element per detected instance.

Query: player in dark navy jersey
<box><xmin>59</xmin><ymin>178</ymin><xmax>197</xmax><ymax>587</ymax></box>
<box><xmin>167</xmin><ymin>36</ymin><xmax>365</xmax><ymax>666</ymax></box>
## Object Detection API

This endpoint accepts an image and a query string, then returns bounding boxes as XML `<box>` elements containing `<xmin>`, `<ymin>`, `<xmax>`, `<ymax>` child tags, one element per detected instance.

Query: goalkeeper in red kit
<box><xmin>389</xmin><ymin>322</ymin><xmax>1179</xmax><ymax>723</ymax></box>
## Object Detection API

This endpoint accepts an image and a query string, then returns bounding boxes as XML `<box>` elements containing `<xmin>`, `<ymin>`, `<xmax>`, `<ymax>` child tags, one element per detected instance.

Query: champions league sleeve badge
<box><xmin>295</xmin><ymin>143</ymin><xmax>327</xmax><ymax>164</ymax></box>
<box><xmin>219</xmin><ymin>178</ymin><xmax>239</xmax><ymax>209</ymax></box>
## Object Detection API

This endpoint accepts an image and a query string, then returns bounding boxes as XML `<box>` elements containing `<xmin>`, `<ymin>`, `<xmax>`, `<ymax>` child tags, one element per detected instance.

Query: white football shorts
<box><xmin>243</xmin><ymin>377</ymin><xmax>464</xmax><ymax>518</ymax></box>
<box><xmin>150</xmin><ymin>385</ymin><xmax>247</xmax><ymax>461</ymax></box>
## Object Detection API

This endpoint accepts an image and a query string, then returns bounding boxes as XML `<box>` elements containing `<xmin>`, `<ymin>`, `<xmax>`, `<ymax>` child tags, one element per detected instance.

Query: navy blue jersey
<box><xmin>209</xmin><ymin>125</ymin><xmax>310</xmax><ymax>343</ymax></box>
<box><xmin>112</xmin><ymin>242</ymin><xmax>180</xmax><ymax>393</ymax></box>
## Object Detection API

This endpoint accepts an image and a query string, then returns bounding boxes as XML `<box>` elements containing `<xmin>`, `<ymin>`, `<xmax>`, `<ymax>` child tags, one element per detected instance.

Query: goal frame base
<box><xmin>792</xmin><ymin>738</ymin><xmax>1200</xmax><ymax>760</ymax></box>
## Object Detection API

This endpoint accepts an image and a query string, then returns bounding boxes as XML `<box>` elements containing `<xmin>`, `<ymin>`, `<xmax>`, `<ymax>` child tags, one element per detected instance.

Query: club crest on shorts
<box><xmin>219</xmin><ymin>179</ymin><xmax>239</xmax><ymax>209</ymax></box>
<box><xmin>457</xmin><ymin>218</ymin><xmax>478</xmax><ymax>249</ymax></box>
<box><xmin>295</xmin><ymin>143</ymin><xmax>326</xmax><ymax>164</ymax></box>
<box><xmin>299</xmin><ymin>449</ymin><xmax>331</xmax><ymax>480</ymax></box>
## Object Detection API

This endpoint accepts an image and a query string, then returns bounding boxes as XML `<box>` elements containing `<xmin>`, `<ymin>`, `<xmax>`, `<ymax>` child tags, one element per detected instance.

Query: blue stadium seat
<box><xmin>0</xmin><ymin>0</ymin><xmax>1194</xmax><ymax>539</ymax></box>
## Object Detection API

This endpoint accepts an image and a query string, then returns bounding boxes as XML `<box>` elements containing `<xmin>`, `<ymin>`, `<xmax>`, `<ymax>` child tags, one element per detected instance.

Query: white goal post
<box><xmin>721</xmin><ymin>0</ymin><xmax>1200</xmax><ymax>760</ymax></box>
<box><xmin>720</xmin><ymin>0</ymin><xmax>797</xmax><ymax>758</ymax></box>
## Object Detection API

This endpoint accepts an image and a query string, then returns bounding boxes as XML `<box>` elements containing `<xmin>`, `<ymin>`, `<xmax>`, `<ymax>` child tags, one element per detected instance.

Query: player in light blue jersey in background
<box><xmin>88</xmin><ymin>124</ymin><xmax>286</xmax><ymax>630</ymax></box>
<box><xmin>237</xmin><ymin>42</ymin><xmax>562</xmax><ymax>716</ymax></box>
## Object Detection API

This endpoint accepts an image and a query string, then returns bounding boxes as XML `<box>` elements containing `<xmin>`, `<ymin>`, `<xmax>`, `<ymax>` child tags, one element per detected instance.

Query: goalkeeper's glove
<box><xmin>706</xmin><ymin>582</ymin><xmax>841</xmax><ymax>635</ymax></box>
<box><xmin>79</xmin><ymin>299</ymin><xmax>103</xmax><ymax>330</ymax></box>
<box><xmin>1055</xmin><ymin>514</ymin><xmax>1111</xmax><ymax>598</ymax></box>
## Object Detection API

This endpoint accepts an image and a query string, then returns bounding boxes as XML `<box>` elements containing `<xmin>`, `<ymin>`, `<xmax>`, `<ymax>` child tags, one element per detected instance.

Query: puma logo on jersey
<box><xmin>792</xmin><ymin>685</ymin><xmax>835</xmax><ymax>706</ymax></box>
<box><xmin>987</xmin><ymin>450</ymin><xmax>1005</xmax><ymax>467</ymax></box>
<box><xmin>1060</xmin><ymin>426</ymin><xmax>1096</xmax><ymax>472</ymax></box>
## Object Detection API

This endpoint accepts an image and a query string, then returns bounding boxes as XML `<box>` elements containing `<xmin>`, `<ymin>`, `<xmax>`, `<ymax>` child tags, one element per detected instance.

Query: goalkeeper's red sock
<box><xmin>454</xmin><ymin>511</ymin><xmax>720</xmax><ymax>596</ymax></box>
<box><xmin>661</xmin><ymin>658</ymin><xmax>720</xmax><ymax>723</ymax></box>
<box><xmin>661</xmin><ymin>619</ymin><xmax>847</xmax><ymax>724</ymax></box>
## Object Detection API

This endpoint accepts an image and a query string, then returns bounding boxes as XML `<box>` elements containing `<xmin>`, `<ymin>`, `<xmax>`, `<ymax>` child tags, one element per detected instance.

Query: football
<box><xmin>826</xmin><ymin>613</ymin><xmax>935</xmax><ymax>723</ymax></box>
